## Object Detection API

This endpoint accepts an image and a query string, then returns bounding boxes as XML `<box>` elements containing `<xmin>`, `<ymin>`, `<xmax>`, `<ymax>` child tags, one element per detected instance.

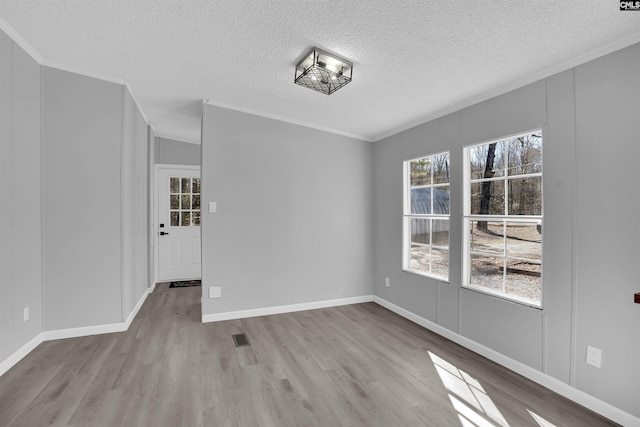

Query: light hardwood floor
<box><xmin>0</xmin><ymin>283</ymin><xmax>617</xmax><ymax>426</ymax></box>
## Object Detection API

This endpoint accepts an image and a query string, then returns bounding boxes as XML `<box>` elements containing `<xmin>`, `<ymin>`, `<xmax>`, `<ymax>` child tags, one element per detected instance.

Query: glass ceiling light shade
<box><xmin>294</xmin><ymin>48</ymin><xmax>353</xmax><ymax>95</ymax></box>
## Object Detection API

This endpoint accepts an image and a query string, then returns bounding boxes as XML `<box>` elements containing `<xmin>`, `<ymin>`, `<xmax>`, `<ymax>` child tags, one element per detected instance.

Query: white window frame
<box><xmin>402</xmin><ymin>152</ymin><xmax>450</xmax><ymax>281</ymax></box>
<box><xmin>462</xmin><ymin>130</ymin><xmax>543</xmax><ymax>308</ymax></box>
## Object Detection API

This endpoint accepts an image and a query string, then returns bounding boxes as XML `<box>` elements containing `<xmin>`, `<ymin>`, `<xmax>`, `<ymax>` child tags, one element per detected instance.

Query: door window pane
<box><xmin>171</xmin><ymin>212</ymin><xmax>180</xmax><ymax>226</ymax></box>
<box><xmin>170</xmin><ymin>177</ymin><xmax>180</xmax><ymax>193</ymax></box>
<box><xmin>170</xmin><ymin>195</ymin><xmax>180</xmax><ymax>209</ymax></box>
<box><xmin>181</xmin><ymin>212</ymin><xmax>191</xmax><ymax>226</ymax></box>
<box><xmin>181</xmin><ymin>178</ymin><xmax>190</xmax><ymax>193</ymax></box>
<box><xmin>181</xmin><ymin>195</ymin><xmax>191</xmax><ymax>210</ymax></box>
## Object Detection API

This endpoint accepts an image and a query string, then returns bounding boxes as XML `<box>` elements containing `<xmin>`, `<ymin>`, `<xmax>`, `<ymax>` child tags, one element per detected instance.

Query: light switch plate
<box><xmin>209</xmin><ymin>202</ymin><xmax>217</xmax><ymax>213</ymax></box>
<box><xmin>209</xmin><ymin>287</ymin><xmax>221</xmax><ymax>298</ymax></box>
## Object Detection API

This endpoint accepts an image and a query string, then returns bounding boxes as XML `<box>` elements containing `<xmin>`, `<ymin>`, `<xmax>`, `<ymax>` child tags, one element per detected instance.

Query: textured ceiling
<box><xmin>1</xmin><ymin>1</ymin><xmax>640</xmax><ymax>143</ymax></box>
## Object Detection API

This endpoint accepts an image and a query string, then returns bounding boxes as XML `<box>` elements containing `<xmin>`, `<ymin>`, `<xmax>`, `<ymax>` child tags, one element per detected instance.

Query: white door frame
<box><xmin>153</xmin><ymin>164</ymin><xmax>201</xmax><ymax>284</ymax></box>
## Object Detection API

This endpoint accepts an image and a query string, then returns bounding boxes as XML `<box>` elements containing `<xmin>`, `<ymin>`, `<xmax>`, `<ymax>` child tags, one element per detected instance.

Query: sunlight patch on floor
<box><xmin>429</xmin><ymin>351</ymin><xmax>509</xmax><ymax>427</ymax></box>
<box><xmin>527</xmin><ymin>409</ymin><xmax>557</xmax><ymax>427</ymax></box>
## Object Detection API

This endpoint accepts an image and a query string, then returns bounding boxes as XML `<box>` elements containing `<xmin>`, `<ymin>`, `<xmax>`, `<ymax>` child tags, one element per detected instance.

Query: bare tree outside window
<box><xmin>478</xmin><ymin>142</ymin><xmax>497</xmax><ymax>231</ymax></box>
<box><xmin>464</xmin><ymin>131</ymin><xmax>543</xmax><ymax>306</ymax></box>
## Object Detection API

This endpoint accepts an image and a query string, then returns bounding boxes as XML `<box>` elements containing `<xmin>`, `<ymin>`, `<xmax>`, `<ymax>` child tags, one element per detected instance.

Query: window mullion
<box><xmin>502</xmin><ymin>220</ymin><xmax>508</xmax><ymax>294</ymax></box>
<box><xmin>429</xmin><ymin>217</ymin><xmax>433</xmax><ymax>273</ymax></box>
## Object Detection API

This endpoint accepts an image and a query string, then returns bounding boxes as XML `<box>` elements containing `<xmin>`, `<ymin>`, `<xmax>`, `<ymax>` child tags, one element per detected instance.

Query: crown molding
<box><xmin>204</xmin><ymin>99</ymin><xmax>373</xmax><ymax>143</ymax></box>
<box><xmin>0</xmin><ymin>16</ymin><xmax>154</xmax><ymax>128</ymax></box>
<box><xmin>123</xmin><ymin>82</ymin><xmax>151</xmax><ymax>124</ymax></box>
<box><xmin>40</xmin><ymin>59</ymin><xmax>124</xmax><ymax>86</ymax></box>
<box><xmin>0</xmin><ymin>15</ymin><xmax>43</xmax><ymax>63</ymax></box>
<box><xmin>153</xmin><ymin>129</ymin><xmax>201</xmax><ymax>145</ymax></box>
<box><xmin>372</xmin><ymin>31</ymin><xmax>640</xmax><ymax>142</ymax></box>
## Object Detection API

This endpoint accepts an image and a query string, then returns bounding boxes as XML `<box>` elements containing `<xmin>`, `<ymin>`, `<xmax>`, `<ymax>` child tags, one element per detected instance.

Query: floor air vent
<box><xmin>232</xmin><ymin>333</ymin><xmax>250</xmax><ymax>347</ymax></box>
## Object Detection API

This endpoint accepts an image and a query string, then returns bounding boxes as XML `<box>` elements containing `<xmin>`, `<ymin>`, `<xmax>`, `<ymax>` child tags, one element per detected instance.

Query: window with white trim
<box><xmin>403</xmin><ymin>153</ymin><xmax>450</xmax><ymax>280</ymax></box>
<box><xmin>463</xmin><ymin>131</ymin><xmax>543</xmax><ymax>307</ymax></box>
<box><xmin>169</xmin><ymin>177</ymin><xmax>201</xmax><ymax>227</ymax></box>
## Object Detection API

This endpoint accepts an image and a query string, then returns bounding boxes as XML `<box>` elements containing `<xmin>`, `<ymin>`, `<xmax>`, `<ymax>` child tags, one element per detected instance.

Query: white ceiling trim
<box><xmin>0</xmin><ymin>4</ymin><xmax>640</xmax><ymax>144</ymax></box>
<box><xmin>40</xmin><ymin>58</ymin><xmax>125</xmax><ymax>87</ymax></box>
<box><xmin>124</xmin><ymin>82</ymin><xmax>151</xmax><ymax>126</ymax></box>
<box><xmin>0</xmin><ymin>14</ymin><xmax>42</xmax><ymax>63</ymax></box>
<box><xmin>0</xmin><ymin>15</ymin><xmax>158</xmax><ymax>135</ymax></box>
<box><xmin>204</xmin><ymin>99</ymin><xmax>374</xmax><ymax>143</ymax></box>
<box><xmin>153</xmin><ymin>129</ymin><xmax>201</xmax><ymax>145</ymax></box>
<box><xmin>3</xmin><ymin>13</ymin><xmax>364</xmax><ymax>145</ymax></box>
<box><xmin>373</xmin><ymin>29</ymin><xmax>640</xmax><ymax>143</ymax></box>
<box><xmin>0</xmin><ymin>16</ymin><xmax>128</xmax><ymax>87</ymax></box>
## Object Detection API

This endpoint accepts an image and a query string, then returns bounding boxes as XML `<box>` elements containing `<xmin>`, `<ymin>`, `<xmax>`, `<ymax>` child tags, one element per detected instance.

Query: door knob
<box><xmin>160</xmin><ymin>231</ymin><xmax>169</xmax><ymax>236</ymax></box>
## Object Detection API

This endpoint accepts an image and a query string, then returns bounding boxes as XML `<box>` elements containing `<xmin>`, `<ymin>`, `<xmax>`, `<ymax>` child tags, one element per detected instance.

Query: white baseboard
<box><xmin>124</xmin><ymin>286</ymin><xmax>152</xmax><ymax>328</ymax></box>
<box><xmin>202</xmin><ymin>295</ymin><xmax>374</xmax><ymax>323</ymax></box>
<box><xmin>0</xmin><ymin>333</ymin><xmax>44</xmax><ymax>377</ymax></box>
<box><xmin>43</xmin><ymin>287</ymin><xmax>153</xmax><ymax>341</ymax></box>
<box><xmin>42</xmin><ymin>322</ymin><xmax>128</xmax><ymax>341</ymax></box>
<box><xmin>372</xmin><ymin>296</ymin><xmax>640</xmax><ymax>427</ymax></box>
<box><xmin>1</xmin><ymin>287</ymin><xmax>153</xmax><ymax>377</ymax></box>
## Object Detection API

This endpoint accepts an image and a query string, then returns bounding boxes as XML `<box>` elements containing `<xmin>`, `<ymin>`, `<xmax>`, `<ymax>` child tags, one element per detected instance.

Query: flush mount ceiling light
<box><xmin>294</xmin><ymin>48</ymin><xmax>353</xmax><ymax>95</ymax></box>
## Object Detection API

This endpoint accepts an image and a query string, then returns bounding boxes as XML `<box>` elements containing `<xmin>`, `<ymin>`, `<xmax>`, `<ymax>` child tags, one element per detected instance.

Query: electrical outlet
<box><xmin>23</xmin><ymin>306</ymin><xmax>29</xmax><ymax>322</ymax></box>
<box><xmin>586</xmin><ymin>345</ymin><xmax>602</xmax><ymax>368</ymax></box>
<box><xmin>385</xmin><ymin>277</ymin><xmax>390</xmax><ymax>288</ymax></box>
<box><xmin>209</xmin><ymin>287</ymin><xmax>221</xmax><ymax>298</ymax></box>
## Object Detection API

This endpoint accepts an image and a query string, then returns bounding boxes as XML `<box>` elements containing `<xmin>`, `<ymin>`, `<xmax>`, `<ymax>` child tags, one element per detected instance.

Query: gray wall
<box><xmin>155</xmin><ymin>136</ymin><xmax>200</xmax><ymax>165</ymax></box>
<box><xmin>1</xmin><ymin>31</ymin><xmax>150</xmax><ymax>370</ymax></box>
<box><xmin>41</xmin><ymin>67</ymin><xmax>150</xmax><ymax>331</ymax></box>
<box><xmin>0</xmin><ymin>30</ymin><xmax>43</xmax><ymax>362</ymax></box>
<box><xmin>42</xmin><ymin>67</ymin><xmax>124</xmax><ymax>329</ymax></box>
<box><xmin>201</xmin><ymin>105</ymin><xmax>373</xmax><ymax>315</ymax></box>
<box><xmin>573</xmin><ymin>44</ymin><xmax>640</xmax><ymax>415</ymax></box>
<box><xmin>148</xmin><ymin>127</ymin><xmax>156</xmax><ymax>289</ymax></box>
<box><xmin>372</xmin><ymin>43</ymin><xmax>640</xmax><ymax>417</ymax></box>
<box><xmin>122</xmin><ymin>89</ymin><xmax>149</xmax><ymax>316</ymax></box>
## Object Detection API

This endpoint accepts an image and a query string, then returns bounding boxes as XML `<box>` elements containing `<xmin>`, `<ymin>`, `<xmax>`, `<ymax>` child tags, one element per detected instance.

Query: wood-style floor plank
<box><xmin>0</xmin><ymin>283</ymin><xmax>619</xmax><ymax>426</ymax></box>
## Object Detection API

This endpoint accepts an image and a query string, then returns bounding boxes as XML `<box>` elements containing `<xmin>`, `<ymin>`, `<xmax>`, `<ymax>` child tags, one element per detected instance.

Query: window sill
<box><xmin>402</xmin><ymin>269</ymin><xmax>450</xmax><ymax>284</ymax></box>
<box><xmin>462</xmin><ymin>284</ymin><xmax>543</xmax><ymax>310</ymax></box>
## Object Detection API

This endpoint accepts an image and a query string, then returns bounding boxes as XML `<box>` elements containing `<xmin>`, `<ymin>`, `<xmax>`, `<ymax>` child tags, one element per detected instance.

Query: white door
<box><xmin>157</xmin><ymin>166</ymin><xmax>201</xmax><ymax>281</ymax></box>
